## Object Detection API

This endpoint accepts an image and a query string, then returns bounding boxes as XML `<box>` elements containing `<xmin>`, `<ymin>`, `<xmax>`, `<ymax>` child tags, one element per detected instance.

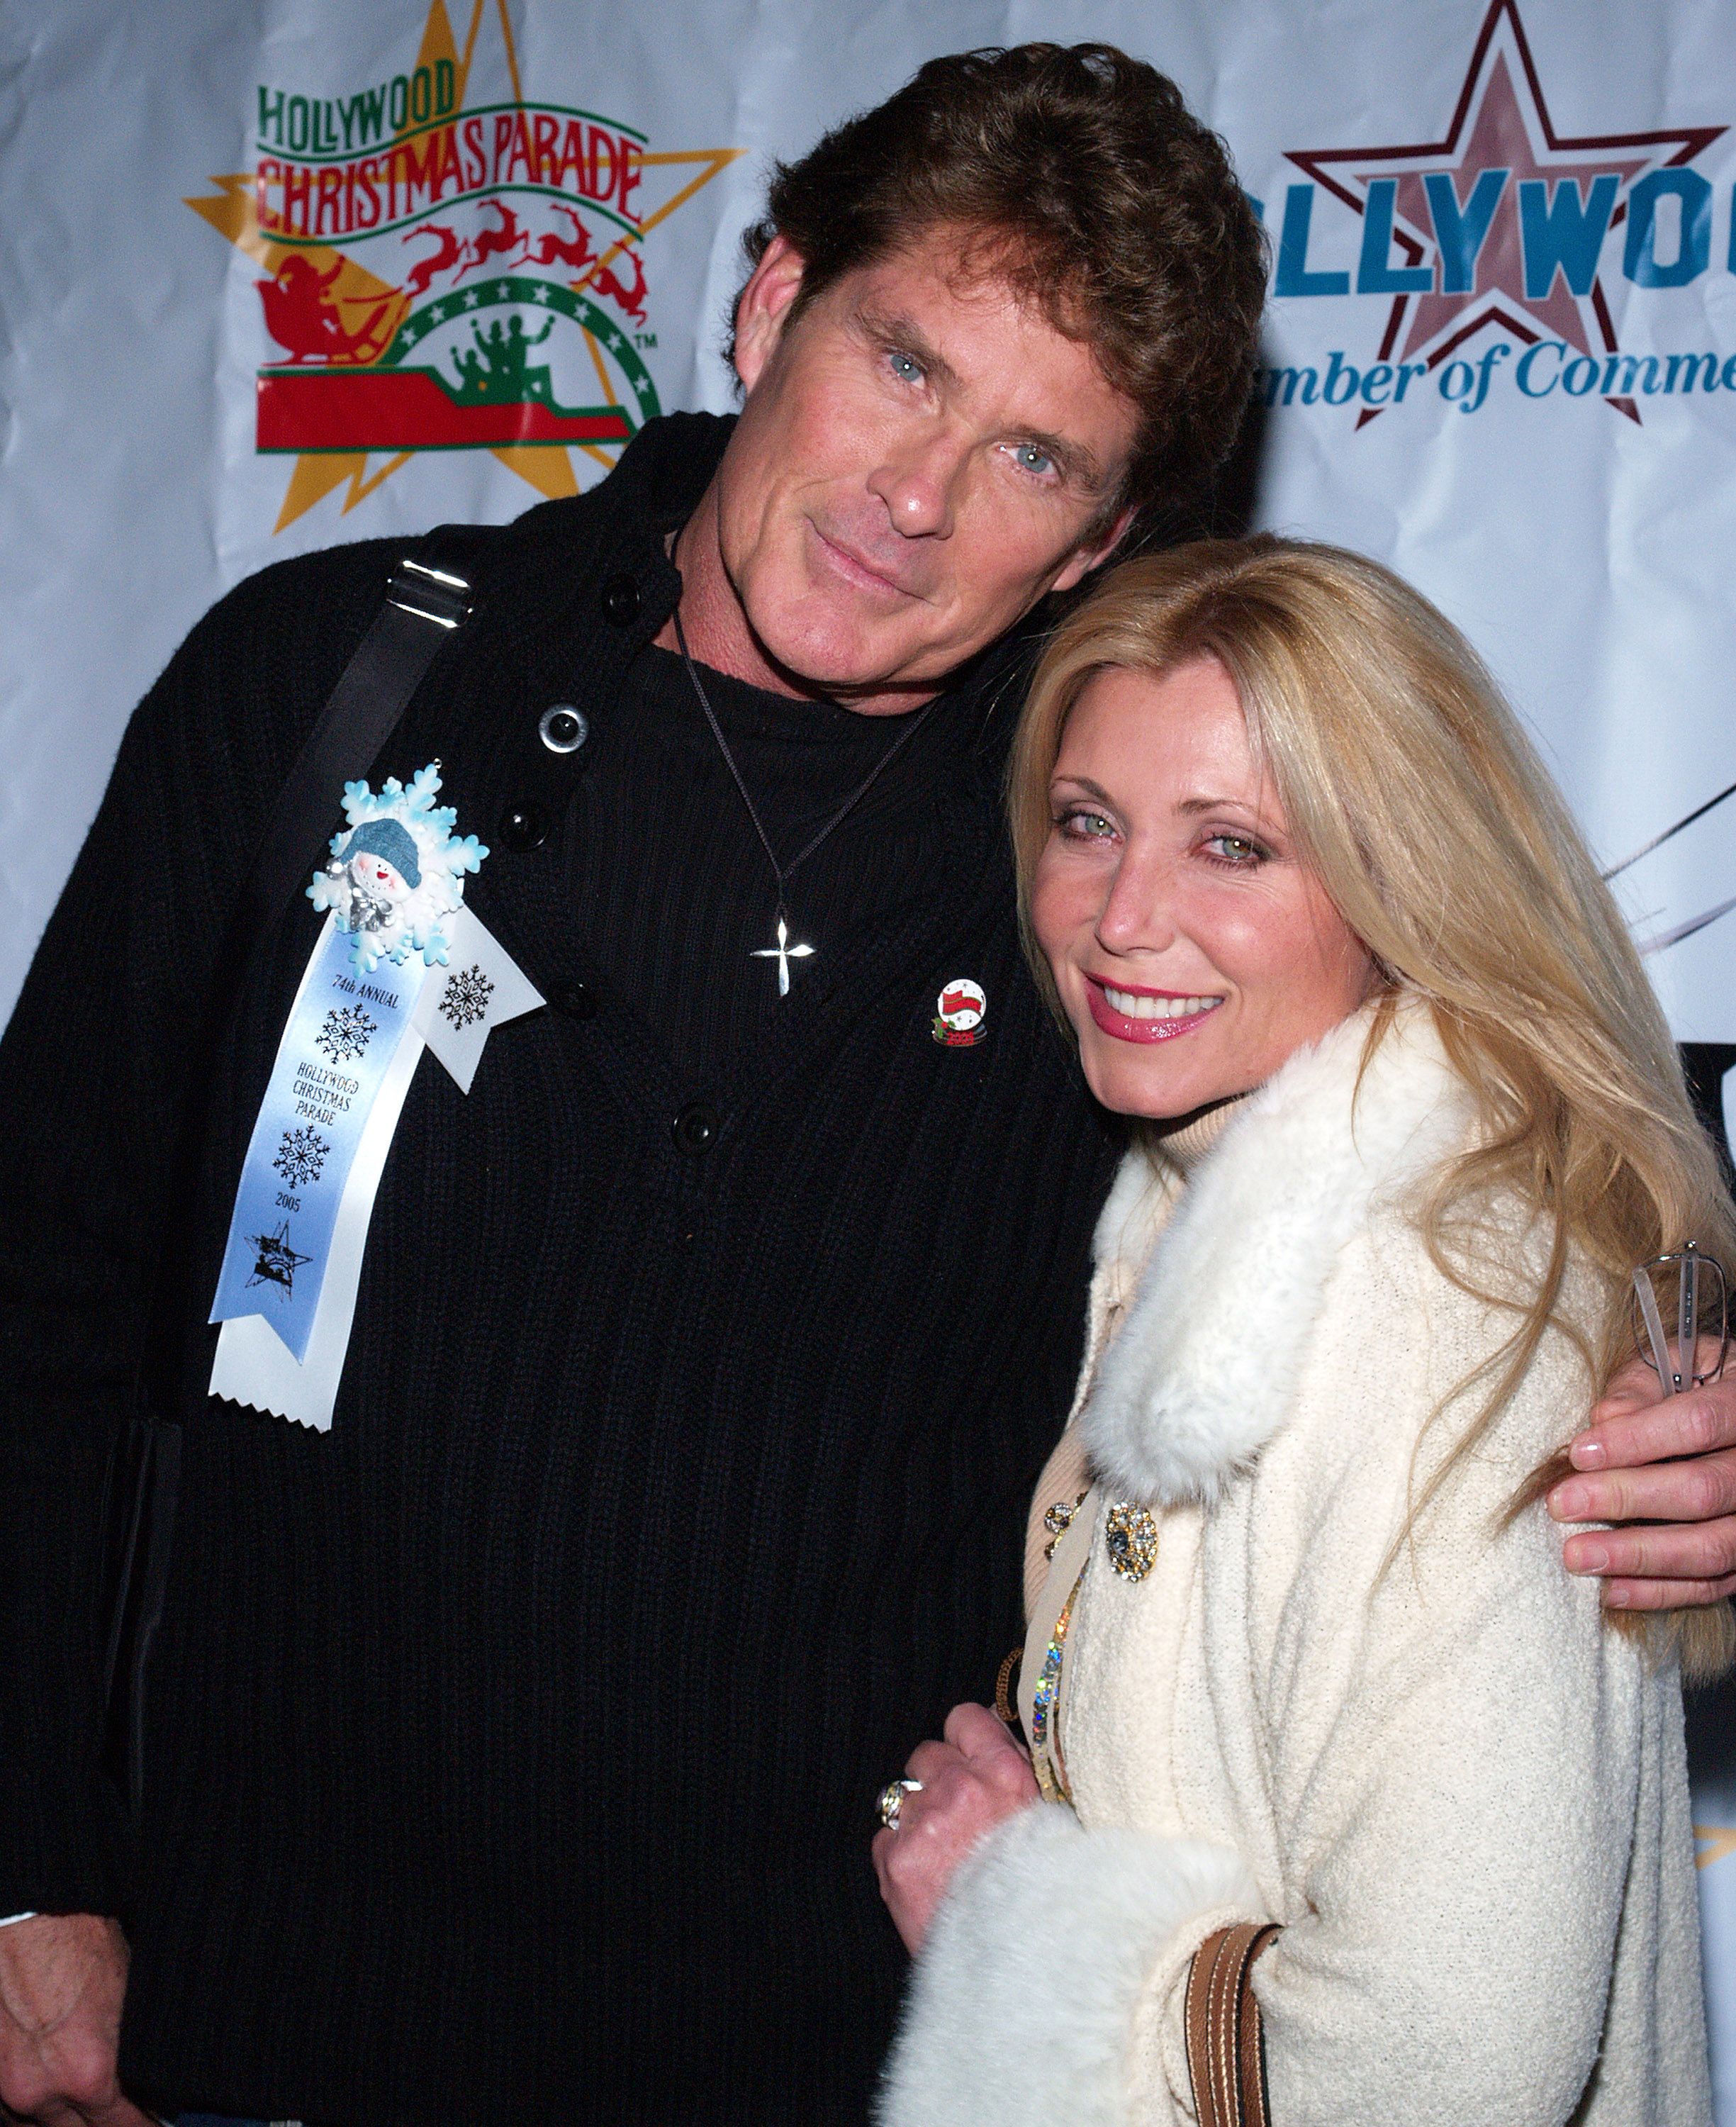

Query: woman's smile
<box><xmin>1082</xmin><ymin>978</ymin><xmax>1223</xmax><ymax>1042</ymax></box>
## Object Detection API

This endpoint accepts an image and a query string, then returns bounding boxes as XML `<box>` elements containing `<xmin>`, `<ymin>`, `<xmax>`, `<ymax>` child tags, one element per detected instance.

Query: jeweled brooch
<box><xmin>1104</xmin><ymin>1500</ymin><xmax>1160</xmax><ymax>1582</ymax></box>
<box><xmin>1042</xmin><ymin>1489</ymin><xmax>1089</xmax><ymax>1561</ymax></box>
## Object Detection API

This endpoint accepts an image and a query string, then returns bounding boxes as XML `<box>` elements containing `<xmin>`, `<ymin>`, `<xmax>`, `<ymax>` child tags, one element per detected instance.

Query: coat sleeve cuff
<box><xmin>877</xmin><ymin>1803</ymin><xmax>1262</xmax><ymax>2127</ymax></box>
<box><xmin>0</xmin><ymin>1761</ymin><xmax>128</xmax><ymax>1922</ymax></box>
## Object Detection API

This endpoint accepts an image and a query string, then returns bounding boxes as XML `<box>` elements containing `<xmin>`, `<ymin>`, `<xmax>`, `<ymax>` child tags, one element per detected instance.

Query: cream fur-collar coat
<box><xmin>880</xmin><ymin>1007</ymin><xmax>1709</xmax><ymax>2127</ymax></box>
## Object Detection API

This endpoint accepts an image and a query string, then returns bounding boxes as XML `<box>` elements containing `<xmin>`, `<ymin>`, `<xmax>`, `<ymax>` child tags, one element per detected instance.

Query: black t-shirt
<box><xmin>568</xmin><ymin>642</ymin><xmax>995</xmax><ymax>1080</ymax></box>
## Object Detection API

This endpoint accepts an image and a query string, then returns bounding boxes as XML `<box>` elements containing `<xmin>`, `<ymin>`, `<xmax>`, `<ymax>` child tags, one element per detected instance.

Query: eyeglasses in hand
<box><xmin>1632</xmin><ymin>1240</ymin><xmax>1730</xmax><ymax>1395</ymax></box>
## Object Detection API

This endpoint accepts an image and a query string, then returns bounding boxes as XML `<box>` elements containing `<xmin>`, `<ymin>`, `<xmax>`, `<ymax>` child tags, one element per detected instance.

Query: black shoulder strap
<box><xmin>238</xmin><ymin>523</ymin><xmax>492</xmax><ymax>947</ymax></box>
<box><xmin>113</xmin><ymin>525</ymin><xmax>493</xmax><ymax>1814</ymax></box>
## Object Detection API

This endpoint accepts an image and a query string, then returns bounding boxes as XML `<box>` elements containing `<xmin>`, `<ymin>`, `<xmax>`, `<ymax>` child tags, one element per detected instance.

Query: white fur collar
<box><xmin>1079</xmin><ymin>1004</ymin><xmax>1475</xmax><ymax>1507</ymax></box>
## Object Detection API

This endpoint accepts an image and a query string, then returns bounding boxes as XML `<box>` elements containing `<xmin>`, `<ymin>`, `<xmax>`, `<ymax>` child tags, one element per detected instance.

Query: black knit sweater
<box><xmin>0</xmin><ymin>415</ymin><xmax>1121</xmax><ymax>2126</ymax></box>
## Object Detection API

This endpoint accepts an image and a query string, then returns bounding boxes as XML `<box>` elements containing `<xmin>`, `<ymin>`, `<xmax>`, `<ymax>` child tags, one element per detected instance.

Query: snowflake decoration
<box><xmin>317</xmin><ymin>1003</ymin><xmax>377</xmax><ymax>1064</ymax></box>
<box><xmin>306</xmin><ymin>762</ymin><xmax>488</xmax><ymax>973</ymax></box>
<box><xmin>438</xmin><ymin>964</ymin><xmax>494</xmax><ymax>1031</ymax></box>
<box><xmin>273</xmin><ymin>1126</ymin><xmax>332</xmax><ymax>1190</ymax></box>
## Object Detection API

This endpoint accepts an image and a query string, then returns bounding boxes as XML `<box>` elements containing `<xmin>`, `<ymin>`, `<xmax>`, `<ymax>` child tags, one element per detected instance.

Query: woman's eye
<box><xmin>1204</xmin><ymin>833</ymin><xmax>1266</xmax><ymax>866</ymax></box>
<box><xmin>1056</xmin><ymin>808</ymin><xmax>1116</xmax><ymax>841</ymax></box>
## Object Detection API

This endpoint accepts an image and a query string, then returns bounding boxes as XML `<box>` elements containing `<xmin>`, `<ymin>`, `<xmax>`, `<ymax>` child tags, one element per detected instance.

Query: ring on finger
<box><xmin>876</xmin><ymin>1776</ymin><xmax>924</xmax><ymax>1831</ymax></box>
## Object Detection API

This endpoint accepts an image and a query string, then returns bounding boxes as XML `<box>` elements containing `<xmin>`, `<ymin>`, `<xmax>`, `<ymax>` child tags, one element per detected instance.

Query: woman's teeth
<box><xmin>1102</xmin><ymin>988</ymin><xmax>1218</xmax><ymax>1021</ymax></box>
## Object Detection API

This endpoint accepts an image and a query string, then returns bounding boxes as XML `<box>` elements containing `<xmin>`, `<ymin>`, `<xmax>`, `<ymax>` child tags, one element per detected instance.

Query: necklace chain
<box><xmin>671</xmin><ymin>608</ymin><xmax>941</xmax><ymax>984</ymax></box>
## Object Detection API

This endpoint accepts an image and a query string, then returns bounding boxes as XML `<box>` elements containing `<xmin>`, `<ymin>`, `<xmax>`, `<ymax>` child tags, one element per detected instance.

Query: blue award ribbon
<box><xmin>209</xmin><ymin>916</ymin><xmax>430</xmax><ymax>1362</ymax></box>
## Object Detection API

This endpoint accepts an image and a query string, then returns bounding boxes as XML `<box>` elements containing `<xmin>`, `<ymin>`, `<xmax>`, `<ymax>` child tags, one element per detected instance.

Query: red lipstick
<box><xmin>1082</xmin><ymin>976</ymin><xmax>1223</xmax><ymax>1046</ymax></box>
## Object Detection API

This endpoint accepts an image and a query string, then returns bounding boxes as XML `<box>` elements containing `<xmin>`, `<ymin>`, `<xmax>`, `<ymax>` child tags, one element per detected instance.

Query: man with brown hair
<box><xmin>1</xmin><ymin>43</ymin><xmax>1730</xmax><ymax>2127</ymax></box>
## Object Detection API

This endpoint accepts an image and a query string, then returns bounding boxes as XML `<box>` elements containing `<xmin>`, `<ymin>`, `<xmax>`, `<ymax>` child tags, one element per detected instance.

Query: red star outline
<box><xmin>1284</xmin><ymin>0</ymin><xmax>1723</xmax><ymax>428</ymax></box>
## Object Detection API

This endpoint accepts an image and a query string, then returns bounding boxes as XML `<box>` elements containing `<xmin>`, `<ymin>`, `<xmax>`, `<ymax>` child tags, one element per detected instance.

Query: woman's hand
<box><xmin>873</xmin><ymin>1702</ymin><xmax>1041</xmax><ymax>1955</ymax></box>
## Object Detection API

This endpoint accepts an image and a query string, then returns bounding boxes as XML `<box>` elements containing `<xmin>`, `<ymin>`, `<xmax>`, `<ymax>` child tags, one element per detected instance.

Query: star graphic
<box><xmin>184</xmin><ymin>0</ymin><xmax>739</xmax><ymax>530</ymax></box>
<box><xmin>1697</xmin><ymin>1824</ymin><xmax>1736</xmax><ymax>1870</ymax></box>
<box><xmin>1287</xmin><ymin>0</ymin><xmax>1723</xmax><ymax>426</ymax></box>
<box><xmin>462</xmin><ymin>289</ymin><xmax>479</xmax><ymax>308</ymax></box>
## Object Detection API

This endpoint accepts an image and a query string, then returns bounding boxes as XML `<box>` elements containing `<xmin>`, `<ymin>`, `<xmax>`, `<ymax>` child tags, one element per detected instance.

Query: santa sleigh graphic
<box><xmin>253</xmin><ymin>200</ymin><xmax>655</xmax><ymax>457</ymax></box>
<box><xmin>257</xmin><ymin>255</ymin><xmax>396</xmax><ymax>364</ymax></box>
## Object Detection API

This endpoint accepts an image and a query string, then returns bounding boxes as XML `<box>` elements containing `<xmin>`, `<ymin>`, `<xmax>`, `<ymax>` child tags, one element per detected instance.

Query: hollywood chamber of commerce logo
<box><xmin>1258</xmin><ymin>0</ymin><xmax>1729</xmax><ymax>425</ymax></box>
<box><xmin>185</xmin><ymin>1</ymin><xmax>738</xmax><ymax>531</ymax></box>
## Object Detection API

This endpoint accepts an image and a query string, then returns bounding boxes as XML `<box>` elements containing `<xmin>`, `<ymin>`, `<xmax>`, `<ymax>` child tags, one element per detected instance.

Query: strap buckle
<box><xmin>386</xmin><ymin>555</ymin><xmax>473</xmax><ymax>630</ymax></box>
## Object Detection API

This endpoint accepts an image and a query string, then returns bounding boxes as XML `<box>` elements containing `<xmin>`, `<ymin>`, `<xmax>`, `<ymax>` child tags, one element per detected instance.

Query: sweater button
<box><xmin>547</xmin><ymin>981</ymin><xmax>598</xmax><ymax>1021</ymax></box>
<box><xmin>600</xmin><ymin>574</ymin><xmax>641</xmax><ymax>626</ymax></box>
<box><xmin>538</xmin><ymin>703</ymin><xmax>588</xmax><ymax>754</ymax></box>
<box><xmin>498</xmin><ymin>800</ymin><xmax>549</xmax><ymax>852</ymax></box>
<box><xmin>671</xmin><ymin>1102</ymin><xmax>719</xmax><ymax>1156</ymax></box>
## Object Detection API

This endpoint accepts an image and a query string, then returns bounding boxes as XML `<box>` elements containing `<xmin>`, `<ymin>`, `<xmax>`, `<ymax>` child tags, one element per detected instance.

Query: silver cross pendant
<box><xmin>751</xmin><ymin>915</ymin><xmax>815</xmax><ymax>996</ymax></box>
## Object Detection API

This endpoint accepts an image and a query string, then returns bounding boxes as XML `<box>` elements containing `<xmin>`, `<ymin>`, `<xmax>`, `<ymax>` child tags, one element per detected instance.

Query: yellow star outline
<box><xmin>1697</xmin><ymin>1824</ymin><xmax>1736</xmax><ymax>1870</ymax></box>
<box><xmin>184</xmin><ymin>0</ymin><xmax>739</xmax><ymax>530</ymax></box>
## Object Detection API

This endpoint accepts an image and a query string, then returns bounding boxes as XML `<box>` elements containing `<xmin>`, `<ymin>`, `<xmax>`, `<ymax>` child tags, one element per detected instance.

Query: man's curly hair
<box><xmin>736</xmin><ymin>44</ymin><xmax>1267</xmax><ymax>525</ymax></box>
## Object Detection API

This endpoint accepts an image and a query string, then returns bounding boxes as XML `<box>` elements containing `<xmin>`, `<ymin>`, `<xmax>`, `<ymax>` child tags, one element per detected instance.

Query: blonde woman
<box><xmin>873</xmin><ymin>538</ymin><xmax>1726</xmax><ymax>2126</ymax></box>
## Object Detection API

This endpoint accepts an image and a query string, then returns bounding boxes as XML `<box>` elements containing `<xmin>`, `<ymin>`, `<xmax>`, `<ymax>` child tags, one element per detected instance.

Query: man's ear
<box><xmin>734</xmin><ymin>234</ymin><xmax>810</xmax><ymax>394</ymax></box>
<box><xmin>1050</xmin><ymin>501</ymin><xmax>1138</xmax><ymax>596</ymax></box>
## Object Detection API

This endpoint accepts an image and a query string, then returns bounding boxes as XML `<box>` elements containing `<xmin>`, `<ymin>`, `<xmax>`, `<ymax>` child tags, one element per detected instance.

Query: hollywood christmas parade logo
<box><xmin>186</xmin><ymin>0</ymin><xmax>738</xmax><ymax>530</ymax></box>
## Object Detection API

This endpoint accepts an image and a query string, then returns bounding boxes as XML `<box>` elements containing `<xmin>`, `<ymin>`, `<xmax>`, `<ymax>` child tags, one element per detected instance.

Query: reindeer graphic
<box><xmin>401</xmin><ymin>222</ymin><xmax>465</xmax><ymax>298</ymax></box>
<box><xmin>527</xmin><ymin>203</ymin><xmax>595</xmax><ymax>274</ymax></box>
<box><xmin>466</xmin><ymin>201</ymin><xmax>527</xmax><ymax>273</ymax></box>
<box><xmin>586</xmin><ymin>245</ymin><xmax>648</xmax><ymax>325</ymax></box>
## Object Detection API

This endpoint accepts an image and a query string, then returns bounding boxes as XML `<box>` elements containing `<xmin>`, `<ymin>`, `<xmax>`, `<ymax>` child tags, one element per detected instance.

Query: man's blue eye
<box><xmin>889</xmin><ymin>351</ymin><xmax>922</xmax><ymax>381</ymax></box>
<box><xmin>1014</xmin><ymin>445</ymin><xmax>1054</xmax><ymax>474</ymax></box>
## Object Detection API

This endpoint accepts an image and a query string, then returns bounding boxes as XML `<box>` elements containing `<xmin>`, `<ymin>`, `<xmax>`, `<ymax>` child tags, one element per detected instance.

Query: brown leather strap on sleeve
<box><xmin>1184</xmin><ymin>1921</ymin><xmax>1280</xmax><ymax>2127</ymax></box>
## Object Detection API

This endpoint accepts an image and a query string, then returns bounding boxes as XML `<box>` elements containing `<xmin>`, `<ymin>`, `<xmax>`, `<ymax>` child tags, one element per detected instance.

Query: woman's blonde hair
<box><xmin>1010</xmin><ymin>537</ymin><xmax>1735</xmax><ymax>1676</ymax></box>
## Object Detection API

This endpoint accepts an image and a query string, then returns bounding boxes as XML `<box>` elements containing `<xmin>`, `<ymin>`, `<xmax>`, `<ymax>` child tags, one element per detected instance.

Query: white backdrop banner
<box><xmin>0</xmin><ymin>0</ymin><xmax>1730</xmax><ymax>2101</ymax></box>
